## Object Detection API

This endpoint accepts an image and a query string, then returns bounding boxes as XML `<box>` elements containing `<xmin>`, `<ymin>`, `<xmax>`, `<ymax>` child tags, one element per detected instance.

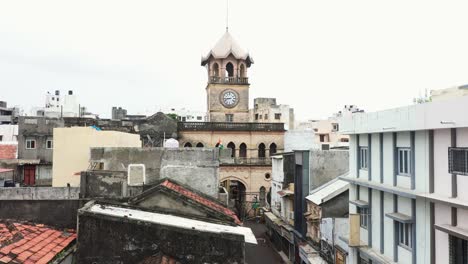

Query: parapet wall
<box><xmin>90</xmin><ymin>147</ymin><xmax>220</xmax><ymax>197</ymax></box>
<box><xmin>0</xmin><ymin>187</ymin><xmax>80</xmax><ymax>200</ymax></box>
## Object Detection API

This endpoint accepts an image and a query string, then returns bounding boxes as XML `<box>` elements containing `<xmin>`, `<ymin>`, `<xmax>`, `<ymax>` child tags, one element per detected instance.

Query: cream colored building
<box><xmin>52</xmin><ymin>127</ymin><xmax>141</xmax><ymax>187</ymax></box>
<box><xmin>250</xmin><ymin>98</ymin><xmax>295</xmax><ymax>130</ymax></box>
<box><xmin>294</xmin><ymin>119</ymin><xmax>349</xmax><ymax>150</ymax></box>
<box><xmin>178</xmin><ymin>30</ymin><xmax>285</xmax><ymax>214</ymax></box>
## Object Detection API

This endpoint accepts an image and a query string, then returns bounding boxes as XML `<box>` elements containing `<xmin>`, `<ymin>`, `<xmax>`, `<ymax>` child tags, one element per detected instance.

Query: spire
<box><xmin>226</xmin><ymin>0</ymin><xmax>229</xmax><ymax>32</ymax></box>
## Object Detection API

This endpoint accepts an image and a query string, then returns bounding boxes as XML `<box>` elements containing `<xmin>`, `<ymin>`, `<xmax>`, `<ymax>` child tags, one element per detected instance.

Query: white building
<box><xmin>340</xmin><ymin>93</ymin><xmax>468</xmax><ymax>264</ymax></box>
<box><xmin>164</xmin><ymin>108</ymin><xmax>207</xmax><ymax>122</ymax></box>
<box><xmin>0</xmin><ymin>125</ymin><xmax>18</xmax><ymax>143</ymax></box>
<box><xmin>251</xmin><ymin>98</ymin><xmax>295</xmax><ymax>130</ymax></box>
<box><xmin>295</xmin><ymin>119</ymin><xmax>349</xmax><ymax>150</ymax></box>
<box><xmin>30</xmin><ymin>90</ymin><xmax>97</xmax><ymax>118</ymax></box>
<box><xmin>44</xmin><ymin>90</ymin><xmax>79</xmax><ymax>118</ymax></box>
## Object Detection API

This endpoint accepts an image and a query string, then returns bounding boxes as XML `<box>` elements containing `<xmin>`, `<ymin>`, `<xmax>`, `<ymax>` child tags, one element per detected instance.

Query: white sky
<box><xmin>2</xmin><ymin>0</ymin><xmax>468</xmax><ymax>120</ymax></box>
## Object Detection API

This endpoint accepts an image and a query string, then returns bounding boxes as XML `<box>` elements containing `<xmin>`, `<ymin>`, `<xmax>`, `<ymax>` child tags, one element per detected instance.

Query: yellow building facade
<box><xmin>52</xmin><ymin>127</ymin><xmax>141</xmax><ymax>187</ymax></box>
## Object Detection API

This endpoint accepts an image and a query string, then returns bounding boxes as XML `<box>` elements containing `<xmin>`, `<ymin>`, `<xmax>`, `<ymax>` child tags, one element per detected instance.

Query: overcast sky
<box><xmin>2</xmin><ymin>0</ymin><xmax>468</xmax><ymax>120</ymax></box>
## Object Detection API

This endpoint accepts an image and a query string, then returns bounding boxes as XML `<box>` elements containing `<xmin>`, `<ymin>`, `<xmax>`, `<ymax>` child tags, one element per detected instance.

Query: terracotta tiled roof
<box><xmin>0</xmin><ymin>222</ymin><xmax>76</xmax><ymax>264</ymax></box>
<box><xmin>160</xmin><ymin>180</ymin><xmax>241</xmax><ymax>225</ymax></box>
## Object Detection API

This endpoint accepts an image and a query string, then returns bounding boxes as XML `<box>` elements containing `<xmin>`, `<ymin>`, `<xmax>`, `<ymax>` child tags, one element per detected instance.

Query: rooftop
<box><xmin>159</xmin><ymin>179</ymin><xmax>241</xmax><ymax>225</ymax></box>
<box><xmin>0</xmin><ymin>222</ymin><xmax>76</xmax><ymax>263</ymax></box>
<box><xmin>306</xmin><ymin>176</ymin><xmax>349</xmax><ymax>205</ymax></box>
<box><xmin>339</xmin><ymin>94</ymin><xmax>468</xmax><ymax>134</ymax></box>
<box><xmin>86</xmin><ymin>202</ymin><xmax>257</xmax><ymax>244</ymax></box>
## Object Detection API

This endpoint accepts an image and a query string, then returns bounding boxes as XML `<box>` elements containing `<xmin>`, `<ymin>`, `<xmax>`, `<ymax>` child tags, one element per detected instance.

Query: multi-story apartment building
<box><xmin>0</xmin><ymin>101</ymin><xmax>19</xmax><ymax>125</ymax></box>
<box><xmin>340</xmin><ymin>94</ymin><xmax>468</xmax><ymax>264</ymax></box>
<box><xmin>250</xmin><ymin>98</ymin><xmax>295</xmax><ymax>130</ymax></box>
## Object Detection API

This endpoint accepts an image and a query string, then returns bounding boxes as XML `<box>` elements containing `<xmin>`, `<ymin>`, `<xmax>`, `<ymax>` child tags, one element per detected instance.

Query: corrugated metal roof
<box><xmin>306</xmin><ymin>178</ymin><xmax>349</xmax><ymax>205</ymax></box>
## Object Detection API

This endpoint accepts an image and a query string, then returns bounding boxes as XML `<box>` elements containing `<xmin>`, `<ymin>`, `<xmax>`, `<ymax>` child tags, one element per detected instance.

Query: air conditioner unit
<box><xmin>290</xmin><ymin>211</ymin><xmax>295</xmax><ymax>220</ymax></box>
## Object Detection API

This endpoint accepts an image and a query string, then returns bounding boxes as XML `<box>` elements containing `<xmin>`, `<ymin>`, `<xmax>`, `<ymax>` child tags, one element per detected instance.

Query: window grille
<box><xmin>398</xmin><ymin>148</ymin><xmax>411</xmax><ymax>176</ymax></box>
<box><xmin>449</xmin><ymin>148</ymin><xmax>468</xmax><ymax>176</ymax></box>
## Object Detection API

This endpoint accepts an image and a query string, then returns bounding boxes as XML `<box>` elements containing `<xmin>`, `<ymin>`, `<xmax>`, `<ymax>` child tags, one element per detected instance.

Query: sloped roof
<box><xmin>306</xmin><ymin>177</ymin><xmax>349</xmax><ymax>205</ymax></box>
<box><xmin>201</xmin><ymin>31</ymin><xmax>253</xmax><ymax>66</ymax></box>
<box><xmin>130</xmin><ymin>178</ymin><xmax>241</xmax><ymax>225</ymax></box>
<box><xmin>159</xmin><ymin>179</ymin><xmax>241</xmax><ymax>225</ymax></box>
<box><xmin>0</xmin><ymin>222</ymin><xmax>76</xmax><ymax>263</ymax></box>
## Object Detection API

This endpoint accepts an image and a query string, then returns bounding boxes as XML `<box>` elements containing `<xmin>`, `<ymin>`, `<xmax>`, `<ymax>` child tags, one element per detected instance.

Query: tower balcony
<box><xmin>209</xmin><ymin>76</ymin><xmax>249</xmax><ymax>85</ymax></box>
<box><xmin>178</xmin><ymin>122</ymin><xmax>285</xmax><ymax>132</ymax></box>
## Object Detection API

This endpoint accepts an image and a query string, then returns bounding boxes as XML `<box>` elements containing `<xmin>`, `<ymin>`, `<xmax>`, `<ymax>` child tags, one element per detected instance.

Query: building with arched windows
<box><xmin>178</xmin><ymin>30</ymin><xmax>285</xmax><ymax>218</ymax></box>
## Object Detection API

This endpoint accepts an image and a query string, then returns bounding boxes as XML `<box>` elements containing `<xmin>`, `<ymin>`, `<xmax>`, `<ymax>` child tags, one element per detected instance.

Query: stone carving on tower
<box><xmin>201</xmin><ymin>31</ymin><xmax>253</xmax><ymax>122</ymax></box>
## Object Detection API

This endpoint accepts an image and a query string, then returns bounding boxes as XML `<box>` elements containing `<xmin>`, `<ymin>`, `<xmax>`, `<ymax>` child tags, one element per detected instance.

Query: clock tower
<box><xmin>202</xmin><ymin>31</ymin><xmax>253</xmax><ymax>122</ymax></box>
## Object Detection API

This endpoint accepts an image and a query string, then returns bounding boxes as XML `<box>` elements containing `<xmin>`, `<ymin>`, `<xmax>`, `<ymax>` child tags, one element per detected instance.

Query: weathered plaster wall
<box><xmin>309</xmin><ymin>150</ymin><xmax>349</xmax><ymax>191</ymax></box>
<box><xmin>321</xmin><ymin>190</ymin><xmax>349</xmax><ymax>218</ymax></box>
<box><xmin>76</xmin><ymin>213</ymin><xmax>245</xmax><ymax>264</ymax></box>
<box><xmin>0</xmin><ymin>200</ymin><xmax>82</xmax><ymax>228</ymax></box>
<box><xmin>90</xmin><ymin>147</ymin><xmax>220</xmax><ymax>197</ymax></box>
<box><xmin>0</xmin><ymin>187</ymin><xmax>79</xmax><ymax>199</ymax></box>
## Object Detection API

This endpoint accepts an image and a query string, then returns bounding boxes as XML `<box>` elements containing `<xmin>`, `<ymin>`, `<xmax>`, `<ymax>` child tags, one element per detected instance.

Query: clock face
<box><xmin>221</xmin><ymin>90</ymin><xmax>239</xmax><ymax>108</ymax></box>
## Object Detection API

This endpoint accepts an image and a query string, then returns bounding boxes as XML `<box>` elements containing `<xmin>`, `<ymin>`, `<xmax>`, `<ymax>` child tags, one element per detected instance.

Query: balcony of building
<box><xmin>209</xmin><ymin>76</ymin><xmax>249</xmax><ymax>85</ymax></box>
<box><xmin>178</xmin><ymin>122</ymin><xmax>285</xmax><ymax>132</ymax></box>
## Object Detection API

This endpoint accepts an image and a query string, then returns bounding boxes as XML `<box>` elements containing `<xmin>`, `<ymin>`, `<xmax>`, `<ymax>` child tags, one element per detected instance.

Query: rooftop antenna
<box><xmin>226</xmin><ymin>0</ymin><xmax>229</xmax><ymax>32</ymax></box>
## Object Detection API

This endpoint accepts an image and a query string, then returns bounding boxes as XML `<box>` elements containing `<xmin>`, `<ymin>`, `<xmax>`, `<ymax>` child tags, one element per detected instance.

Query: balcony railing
<box><xmin>209</xmin><ymin>76</ymin><xmax>249</xmax><ymax>84</ymax></box>
<box><xmin>220</xmin><ymin>157</ymin><xmax>272</xmax><ymax>166</ymax></box>
<box><xmin>178</xmin><ymin>122</ymin><xmax>285</xmax><ymax>132</ymax></box>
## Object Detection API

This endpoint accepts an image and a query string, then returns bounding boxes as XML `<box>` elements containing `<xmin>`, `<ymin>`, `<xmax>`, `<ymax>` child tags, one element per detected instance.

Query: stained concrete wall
<box><xmin>309</xmin><ymin>150</ymin><xmax>349</xmax><ymax>191</ymax></box>
<box><xmin>80</xmin><ymin>170</ymin><xmax>148</xmax><ymax>199</ymax></box>
<box><xmin>0</xmin><ymin>186</ymin><xmax>83</xmax><ymax>228</ymax></box>
<box><xmin>76</xmin><ymin>210</ymin><xmax>245</xmax><ymax>264</ymax></box>
<box><xmin>18</xmin><ymin>117</ymin><xmax>64</xmax><ymax>162</ymax></box>
<box><xmin>0</xmin><ymin>200</ymin><xmax>82</xmax><ymax>228</ymax></box>
<box><xmin>90</xmin><ymin>147</ymin><xmax>220</xmax><ymax>197</ymax></box>
<box><xmin>0</xmin><ymin>187</ymin><xmax>79</xmax><ymax>199</ymax></box>
<box><xmin>321</xmin><ymin>190</ymin><xmax>349</xmax><ymax>218</ymax></box>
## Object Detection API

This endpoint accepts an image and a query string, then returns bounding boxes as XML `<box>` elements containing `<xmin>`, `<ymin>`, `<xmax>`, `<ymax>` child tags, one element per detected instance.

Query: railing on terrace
<box><xmin>232</xmin><ymin>157</ymin><xmax>272</xmax><ymax>165</ymax></box>
<box><xmin>178</xmin><ymin>122</ymin><xmax>285</xmax><ymax>132</ymax></box>
<box><xmin>209</xmin><ymin>76</ymin><xmax>249</xmax><ymax>84</ymax></box>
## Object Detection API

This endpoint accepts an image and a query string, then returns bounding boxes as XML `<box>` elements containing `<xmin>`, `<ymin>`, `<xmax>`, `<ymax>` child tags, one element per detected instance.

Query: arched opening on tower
<box><xmin>212</xmin><ymin>63</ymin><xmax>219</xmax><ymax>77</ymax></box>
<box><xmin>225</xmin><ymin>62</ymin><xmax>234</xmax><ymax>77</ymax></box>
<box><xmin>196</xmin><ymin>142</ymin><xmax>204</xmax><ymax>148</ymax></box>
<box><xmin>258</xmin><ymin>143</ymin><xmax>266</xmax><ymax>158</ymax></box>
<box><xmin>221</xmin><ymin>179</ymin><xmax>246</xmax><ymax>219</ymax></box>
<box><xmin>183</xmin><ymin>142</ymin><xmax>192</xmax><ymax>148</ymax></box>
<box><xmin>239</xmin><ymin>143</ymin><xmax>247</xmax><ymax>158</ymax></box>
<box><xmin>227</xmin><ymin>142</ymin><xmax>236</xmax><ymax>158</ymax></box>
<box><xmin>239</xmin><ymin>64</ymin><xmax>246</xmax><ymax>78</ymax></box>
<box><xmin>269</xmin><ymin>143</ymin><xmax>277</xmax><ymax>156</ymax></box>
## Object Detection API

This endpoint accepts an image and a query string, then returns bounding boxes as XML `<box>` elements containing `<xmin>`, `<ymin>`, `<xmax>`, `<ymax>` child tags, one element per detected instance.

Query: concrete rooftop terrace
<box><xmin>86</xmin><ymin>203</ymin><xmax>257</xmax><ymax>245</ymax></box>
<box><xmin>339</xmin><ymin>95</ymin><xmax>468</xmax><ymax>134</ymax></box>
